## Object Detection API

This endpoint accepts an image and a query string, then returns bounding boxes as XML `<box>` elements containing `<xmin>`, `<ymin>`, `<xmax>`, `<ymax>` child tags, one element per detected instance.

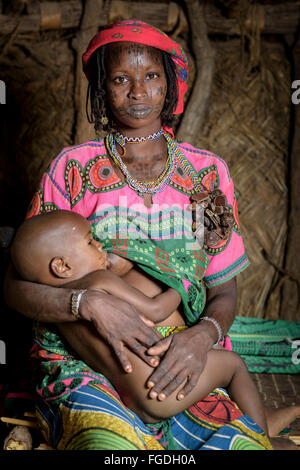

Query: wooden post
<box><xmin>281</xmin><ymin>38</ymin><xmax>300</xmax><ymax>321</ymax></box>
<box><xmin>176</xmin><ymin>0</ymin><xmax>215</xmax><ymax>145</ymax></box>
<box><xmin>72</xmin><ymin>0</ymin><xmax>104</xmax><ymax>145</ymax></box>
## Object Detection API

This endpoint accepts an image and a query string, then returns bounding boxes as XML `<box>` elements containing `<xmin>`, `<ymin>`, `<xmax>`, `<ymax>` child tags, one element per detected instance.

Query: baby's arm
<box><xmin>96</xmin><ymin>270</ymin><xmax>181</xmax><ymax>323</ymax></box>
<box><xmin>66</xmin><ymin>269</ymin><xmax>181</xmax><ymax>323</ymax></box>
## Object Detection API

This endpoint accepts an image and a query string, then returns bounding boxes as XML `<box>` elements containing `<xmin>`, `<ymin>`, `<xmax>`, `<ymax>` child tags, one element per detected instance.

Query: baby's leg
<box><xmin>107</xmin><ymin>345</ymin><xmax>268</xmax><ymax>434</ymax></box>
<box><xmin>145</xmin><ymin>349</ymin><xmax>269</xmax><ymax>435</ymax></box>
<box><xmin>59</xmin><ymin>322</ymin><xmax>230</xmax><ymax>422</ymax></box>
<box><xmin>265</xmin><ymin>405</ymin><xmax>300</xmax><ymax>437</ymax></box>
<box><xmin>222</xmin><ymin>351</ymin><xmax>269</xmax><ymax>436</ymax></box>
<box><xmin>62</xmin><ymin>322</ymin><xmax>268</xmax><ymax>431</ymax></box>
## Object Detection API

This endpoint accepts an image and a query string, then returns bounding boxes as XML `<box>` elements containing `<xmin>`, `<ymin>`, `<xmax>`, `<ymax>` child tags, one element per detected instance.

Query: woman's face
<box><xmin>105</xmin><ymin>42</ymin><xmax>167</xmax><ymax>130</ymax></box>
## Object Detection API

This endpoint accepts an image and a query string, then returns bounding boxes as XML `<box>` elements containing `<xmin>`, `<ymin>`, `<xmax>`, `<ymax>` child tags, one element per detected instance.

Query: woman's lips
<box><xmin>127</xmin><ymin>105</ymin><xmax>152</xmax><ymax>119</ymax></box>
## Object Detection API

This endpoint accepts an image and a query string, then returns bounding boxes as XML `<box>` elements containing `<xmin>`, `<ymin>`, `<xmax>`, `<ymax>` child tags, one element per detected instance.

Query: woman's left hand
<box><xmin>145</xmin><ymin>323</ymin><xmax>212</xmax><ymax>400</ymax></box>
<box><xmin>146</xmin><ymin>278</ymin><xmax>237</xmax><ymax>400</ymax></box>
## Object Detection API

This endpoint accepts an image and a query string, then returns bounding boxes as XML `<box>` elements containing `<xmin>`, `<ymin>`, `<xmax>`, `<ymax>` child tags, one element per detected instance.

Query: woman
<box><xmin>4</xmin><ymin>20</ymin><xmax>271</xmax><ymax>450</ymax></box>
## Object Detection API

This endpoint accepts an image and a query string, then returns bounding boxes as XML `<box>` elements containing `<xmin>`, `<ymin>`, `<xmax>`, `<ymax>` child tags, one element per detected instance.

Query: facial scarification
<box><xmin>105</xmin><ymin>42</ymin><xmax>167</xmax><ymax>126</ymax></box>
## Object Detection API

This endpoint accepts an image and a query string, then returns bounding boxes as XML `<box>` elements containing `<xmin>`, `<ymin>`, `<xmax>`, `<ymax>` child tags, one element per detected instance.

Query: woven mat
<box><xmin>252</xmin><ymin>373</ymin><xmax>300</xmax><ymax>436</ymax></box>
<box><xmin>229</xmin><ymin>316</ymin><xmax>300</xmax><ymax>374</ymax></box>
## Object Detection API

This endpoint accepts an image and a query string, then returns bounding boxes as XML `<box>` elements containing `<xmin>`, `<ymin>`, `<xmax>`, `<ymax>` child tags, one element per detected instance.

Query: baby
<box><xmin>10</xmin><ymin>210</ymin><xmax>284</xmax><ymax>444</ymax></box>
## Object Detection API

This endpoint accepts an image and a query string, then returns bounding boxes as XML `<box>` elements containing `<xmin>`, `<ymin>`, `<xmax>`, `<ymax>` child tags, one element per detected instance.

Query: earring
<box><xmin>101</xmin><ymin>107</ymin><xmax>109</xmax><ymax>126</ymax></box>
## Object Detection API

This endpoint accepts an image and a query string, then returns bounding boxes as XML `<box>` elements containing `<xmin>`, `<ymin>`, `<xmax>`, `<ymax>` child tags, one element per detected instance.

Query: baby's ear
<box><xmin>50</xmin><ymin>257</ymin><xmax>72</xmax><ymax>278</ymax></box>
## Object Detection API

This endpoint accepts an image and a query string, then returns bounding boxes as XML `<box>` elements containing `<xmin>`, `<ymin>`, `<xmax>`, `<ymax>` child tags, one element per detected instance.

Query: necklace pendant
<box><xmin>142</xmin><ymin>193</ymin><xmax>153</xmax><ymax>208</ymax></box>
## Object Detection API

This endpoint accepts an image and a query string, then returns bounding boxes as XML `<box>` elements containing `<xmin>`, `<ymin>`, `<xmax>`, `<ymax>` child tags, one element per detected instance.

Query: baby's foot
<box><xmin>265</xmin><ymin>405</ymin><xmax>300</xmax><ymax>437</ymax></box>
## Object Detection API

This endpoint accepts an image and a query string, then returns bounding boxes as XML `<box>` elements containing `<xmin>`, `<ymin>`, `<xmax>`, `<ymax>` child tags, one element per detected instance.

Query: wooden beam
<box><xmin>0</xmin><ymin>1</ymin><xmax>82</xmax><ymax>34</ymax></box>
<box><xmin>0</xmin><ymin>1</ymin><xmax>299</xmax><ymax>35</ymax></box>
<box><xmin>108</xmin><ymin>1</ymin><xmax>180</xmax><ymax>32</ymax></box>
<box><xmin>204</xmin><ymin>1</ymin><xmax>300</xmax><ymax>36</ymax></box>
<box><xmin>176</xmin><ymin>0</ymin><xmax>215</xmax><ymax>145</ymax></box>
<box><xmin>0</xmin><ymin>416</ymin><xmax>39</xmax><ymax>428</ymax></box>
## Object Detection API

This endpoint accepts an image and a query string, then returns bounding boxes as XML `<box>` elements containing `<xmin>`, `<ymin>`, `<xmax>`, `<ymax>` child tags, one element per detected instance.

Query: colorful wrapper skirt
<box><xmin>33</xmin><ymin>324</ymin><xmax>272</xmax><ymax>451</ymax></box>
<box><xmin>36</xmin><ymin>384</ymin><xmax>271</xmax><ymax>451</ymax></box>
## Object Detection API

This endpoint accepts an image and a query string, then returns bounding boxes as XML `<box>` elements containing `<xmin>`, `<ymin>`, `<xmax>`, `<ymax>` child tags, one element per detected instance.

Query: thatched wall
<box><xmin>0</xmin><ymin>0</ymin><xmax>299</xmax><ymax>321</ymax></box>
<box><xmin>0</xmin><ymin>28</ymin><xmax>75</xmax><ymax>227</ymax></box>
<box><xmin>196</xmin><ymin>38</ymin><xmax>291</xmax><ymax>320</ymax></box>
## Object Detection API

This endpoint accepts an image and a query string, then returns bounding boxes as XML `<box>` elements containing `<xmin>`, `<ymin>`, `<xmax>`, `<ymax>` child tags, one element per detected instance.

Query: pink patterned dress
<box><xmin>27</xmin><ymin>138</ymin><xmax>249</xmax><ymax>289</ymax></box>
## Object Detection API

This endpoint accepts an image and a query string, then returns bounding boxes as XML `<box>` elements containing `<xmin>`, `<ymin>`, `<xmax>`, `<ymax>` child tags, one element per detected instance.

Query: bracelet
<box><xmin>71</xmin><ymin>289</ymin><xmax>87</xmax><ymax>320</ymax></box>
<box><xmin>201</xmin><ymin>316</ymin><xmax>223</xmax><ymax>348</ymax></box>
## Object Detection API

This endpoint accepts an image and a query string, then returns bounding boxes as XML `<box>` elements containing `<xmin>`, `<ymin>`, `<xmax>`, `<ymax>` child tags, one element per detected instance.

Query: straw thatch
<box><xmin>192</xmin><ymin>37</ymin><xmax>291</xmax><ymax>320</ymax></box>
<box><xmin>0</xmin><ymin>28</ymin><xmax>75</xmax><ymax>226</ymax></box>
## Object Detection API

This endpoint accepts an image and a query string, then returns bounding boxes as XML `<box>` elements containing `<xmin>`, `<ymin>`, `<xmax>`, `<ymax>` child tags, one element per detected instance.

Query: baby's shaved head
<box><xmin>11</xmin><ymin>210</ymin><xmax>88</xmax><ymax>284</ymax></box>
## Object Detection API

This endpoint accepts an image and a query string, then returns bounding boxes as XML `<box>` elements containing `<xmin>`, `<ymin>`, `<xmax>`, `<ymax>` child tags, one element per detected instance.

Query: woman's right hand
<box><xmin>4</xmin><ymin>264</ymin><xmax>161</xmax><ymax>373</ymax></box>
<box><xmin>79</xmin><ymin>289</ymin><xmax>161</xmax><ymax>373</ymax></box>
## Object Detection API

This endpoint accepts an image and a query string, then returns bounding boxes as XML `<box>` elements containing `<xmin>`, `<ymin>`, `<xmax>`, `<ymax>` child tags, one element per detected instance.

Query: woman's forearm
<box><xmin>4</xmin><ymin>263</ymin><xmax>161</xmax><ymax>371</ymax></box>
<box><xmin>4</xmin><ymin>263</ymin><xmax>76</xmax><ymax>323</ymax></box>
<box><xmin>200</xmin><ymin>277</ymin><xmax>237</xmax><ymax>346</ymax></box>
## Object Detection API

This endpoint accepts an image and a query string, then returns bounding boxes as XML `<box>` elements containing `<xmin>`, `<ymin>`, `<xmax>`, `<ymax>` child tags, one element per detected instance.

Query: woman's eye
<box><xmin>113</xmin><ymin>76</ymin><xmax>128</xmax><ymax>84</ymax></box>
<box><xmin>146</xmin><ymin>72</ymin><xmax>159</xmax><ymax>80</ymax></box>
<box><xmin>88</xmin><ymin>239</ymin><xmax>93</xmax><ymax>245</ymax></box>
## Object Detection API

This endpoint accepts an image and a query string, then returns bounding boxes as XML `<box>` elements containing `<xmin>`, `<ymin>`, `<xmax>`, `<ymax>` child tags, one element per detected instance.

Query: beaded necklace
<box><xmin>115</xmin><ymin>129</ymin><xmax>164</xmax><ymax>157</ymax></box>
<box><xmin>105</xmin><ymin>132</ymin><xmax>179</xmax><ymax>205</ymax></box>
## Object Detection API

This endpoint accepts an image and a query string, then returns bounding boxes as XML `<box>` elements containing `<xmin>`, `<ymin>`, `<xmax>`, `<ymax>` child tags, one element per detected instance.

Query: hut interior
<box><xmin>0</xmin><ymin>0</ymin><xmax>300</xmax><ymax>449</ymax></box>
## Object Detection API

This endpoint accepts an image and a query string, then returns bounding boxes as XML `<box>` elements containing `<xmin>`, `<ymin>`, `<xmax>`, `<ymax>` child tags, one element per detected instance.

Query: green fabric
<box><xmin>100</xmin><ymin>234</ymin><xmax>209</xmax><ymax>326</ymax></box>
<box><xmin>229</xmin><ymin>316</ymin><xmax>300</xmax><ymax>374</ymax></box>
<box><xmin>149</xmin><ymin>420</ymin><xmax>180</xmax><ymax>450</ymax></box>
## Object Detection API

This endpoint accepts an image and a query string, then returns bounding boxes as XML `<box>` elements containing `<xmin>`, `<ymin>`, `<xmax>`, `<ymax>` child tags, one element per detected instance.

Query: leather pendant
<box><xmin>143</xmin><ymin>193</ymin><xmax>153</xmax><ymax>208</ymax></box>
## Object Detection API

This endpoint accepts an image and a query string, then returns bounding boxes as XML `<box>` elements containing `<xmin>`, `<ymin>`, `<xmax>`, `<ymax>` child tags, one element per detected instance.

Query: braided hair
<box><xmin>86</xmin><ymin>45</ymin><xmax>179</xmax><ymax>133</ymax></box>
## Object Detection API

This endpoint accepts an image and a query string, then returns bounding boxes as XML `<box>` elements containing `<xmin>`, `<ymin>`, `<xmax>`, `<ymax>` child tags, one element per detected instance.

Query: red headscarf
<box><xmin>82</xmin><ymin>19</ymin><xmax>188</xmax><ymax>117</ymax></box>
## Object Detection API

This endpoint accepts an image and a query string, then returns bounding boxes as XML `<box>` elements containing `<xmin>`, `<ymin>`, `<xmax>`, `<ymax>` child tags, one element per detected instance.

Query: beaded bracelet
<box><xmin>71</xmin><ymin>289</ymin><xmax>87</xmax><ymax>320</ymax></box>
<box><xmin>201</xmin><ymin>316</ymin><xmax>223</xmax><ymax>348</ymax></box>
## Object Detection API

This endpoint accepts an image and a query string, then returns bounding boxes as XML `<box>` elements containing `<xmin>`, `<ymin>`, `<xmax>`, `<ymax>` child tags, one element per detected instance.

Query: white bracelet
<box><xmin>201</xmin><ymin>316</ymin><xmax>223</xmax><ymax>348</ymax></box>
<box><xmin>71</xmin><ymin>289</ymin><xmax>87</xmax><ymax>320</ymax></box>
